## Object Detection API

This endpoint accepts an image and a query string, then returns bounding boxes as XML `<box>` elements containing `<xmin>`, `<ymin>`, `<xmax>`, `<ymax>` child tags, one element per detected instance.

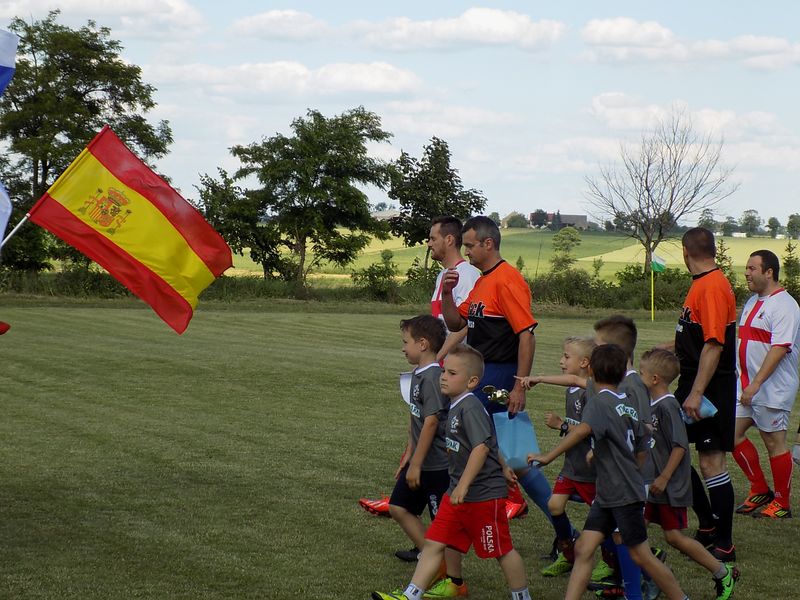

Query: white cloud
<box><xmin>144</xmin><ymin>61</ymin><xmax>422</xmax><ymax>98</ymax></box>
<box><xmin>352</xmin><ymin>8</ymin><xmax>565</xmax><ymax>51</ymax></box>
<box><xmin>228</xmin><ymin>10</ymin><xmax>328</xmax><ymax>40</ymax></box>
<box><xmin>382</xmin><ymin>100</ymin><xmax>519</xmax><ymax>138</ymax></box>
<box><xmin>581</xmin><ymin>18</ymin><xmax>800</xmax><ymax>70</ymax></box>
<box><xmin>0</xmin><ymin>0</ymin><xmax>205</xmax><ymax>38</ymax></box>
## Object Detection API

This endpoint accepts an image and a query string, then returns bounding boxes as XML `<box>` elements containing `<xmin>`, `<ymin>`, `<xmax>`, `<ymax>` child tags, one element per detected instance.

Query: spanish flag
<box><xmin>29</xmin><ymin>126</ymin><xmax>232</xmax><ymax>333</ymax></box>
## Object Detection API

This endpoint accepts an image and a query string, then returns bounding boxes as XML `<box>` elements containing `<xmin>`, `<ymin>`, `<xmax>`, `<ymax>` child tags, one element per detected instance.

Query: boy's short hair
<box><xmin>400</xmin><ymin>315</ymin><xmax>447</xmax><ymax>353</ymax></box>
<box><xmin>594</xmin><ymin>314</ymin><xmax>637</xmax><ymax>360</ymax></box>
<box><xmin>640</xmin><ymin>348</ymin><xmax>680</xmax><ymax>385</ymax></box>
<box><xmin>682</xmin><ymin>227</ymin><xmax>716</xmax><ymax>259</ymax></box>
<box><xmin>564</xmin><ymin>336</ymin><xmax>596</xmax><ymax>360</ymax></box>
<box><xmin>432</xmin><ymin>215</ymin><xmax>464</xmax><ymax>247</ymax></box>
<box><xmin>447</xmin><ymin>344</ymin><xmax>485</xmax><ymax>380</ymax></box>
<box><xmin>589</xmin><ymin>344</ymin><xmax>627</xmax><ymax>386</ymax></box>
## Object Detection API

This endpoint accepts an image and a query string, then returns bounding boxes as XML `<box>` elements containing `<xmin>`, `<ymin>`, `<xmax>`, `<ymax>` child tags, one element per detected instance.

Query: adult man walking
<box><xmin>673</xmin><ymin>227</ymin><xmax>738</xmax><ymax>561</ymax></box>
<box><xmin>732</xmin><ymin>250</ymin><xmax>800</xmax><ymax>519</ymax></box>
<box><xmin>440</xmin><ymin>215</ymin><xmax>554</xmax><ymax>536</ymax></box>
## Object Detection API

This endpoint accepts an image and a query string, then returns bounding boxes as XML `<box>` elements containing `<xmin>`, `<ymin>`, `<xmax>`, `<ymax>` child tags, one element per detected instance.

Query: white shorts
<box><xmin>736</xmin><ymin>402</ymin><xmax>790</xmax><ymax>432</ymax></box>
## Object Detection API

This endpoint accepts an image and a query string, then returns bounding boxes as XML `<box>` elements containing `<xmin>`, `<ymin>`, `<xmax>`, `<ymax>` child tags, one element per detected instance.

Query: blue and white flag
<box><xmin>0</xmin><ymin>182</ymin><xmax>11</xmax><ymax>240</ymax></box>
<box><xmin>0</xmin><ymin>29</ymin><xmax>19</xmax><ymax>96</ymax></box>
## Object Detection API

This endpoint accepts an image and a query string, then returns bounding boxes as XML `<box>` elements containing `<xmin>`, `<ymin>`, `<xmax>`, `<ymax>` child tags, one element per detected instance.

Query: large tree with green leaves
<box><xmin>388</xmin><ymin>136</ymin><xmax>486</xmax><ymax>267</ymax></box>
<box><xmin>226</xmin><ymin>107</ymin><xmax>392</xmax><ymax>285</ymax></box>
<box><xmin>0</xmin><ymin>11</ymin><xmax>172</xmax><ymax>269</ymax></box>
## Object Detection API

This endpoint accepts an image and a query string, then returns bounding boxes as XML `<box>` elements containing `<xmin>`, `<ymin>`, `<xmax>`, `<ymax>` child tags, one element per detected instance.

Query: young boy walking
<box><xmin>518</xmin><ymin>336</ymin><xmax>598</xmax><ymax>578</ymax></box>
<box><xmin>372</xmin><ymin>345</ymin><xmax>532</xmax><ymax>600</ymax></box>
<box><xmin>529</xmin><ymin>344</ymin><xmax>689</xmax><ymax>600</ymax></box>
<box><xmin>389</xmin><ymin>316</ymin><xmax>452</xmax><ymax>567</ymax></box>
<box><xmin>639</xmin><ymin>348</ymin><xmax>739</xmax><ymax>600</ymax></box>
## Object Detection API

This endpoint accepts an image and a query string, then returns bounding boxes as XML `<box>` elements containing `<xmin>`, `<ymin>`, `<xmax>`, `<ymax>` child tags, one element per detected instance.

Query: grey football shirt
<box><xmin>409</xmin><ymin>363</ymin><xmax>449</xmax><ymax>471</ymax></box>
<box><xmin>561</xmin><ymin>387</ymin><xmax>596</xmax><ymax>482</ymax></box>
<box><xmin>620</xmin><ymin>371</ymin><xmax>654</xmax><ymax>483</ymax></box>
<box><xmin>582</xmin><ymin>388</ymin><xmax>648</xmax><ymax>507</ymax></box>
<box><xmin>445</xmin><ymin>392</ymin><xmax>507</xmax><ymax>502</ymax></box>
<box><xmin>648</xmin><ymin>394</ymin><xmax>693</xmax><ymax>507</ymax></box>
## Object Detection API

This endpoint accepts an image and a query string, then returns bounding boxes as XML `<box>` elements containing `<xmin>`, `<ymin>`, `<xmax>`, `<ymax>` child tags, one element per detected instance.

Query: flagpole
<box><xmin>650</xmin><ymin>267</ymin><xmax>655</xmax><ymax>322</ymax></box>
<box><xmin>0</xmin><ymin>213</ymin><xmax>29</xmax><ymax>249</ymax></box>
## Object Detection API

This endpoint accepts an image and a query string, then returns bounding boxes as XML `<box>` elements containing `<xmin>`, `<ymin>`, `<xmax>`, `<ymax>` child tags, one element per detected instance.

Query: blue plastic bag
<box><xmin>492</xmin><ymin>410</ymin><xmax>540</xmax><ymax>470</ymax></box>
<box><xmin>681</xmin><ymin>395</ymin><xmax>719</xmax><ymax>424</ymax></box>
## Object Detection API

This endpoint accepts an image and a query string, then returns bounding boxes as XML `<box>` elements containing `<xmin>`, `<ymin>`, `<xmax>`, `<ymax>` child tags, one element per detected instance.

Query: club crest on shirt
<box><xmin>468</xmin><ymin>301</ymin><xmax>486</xmax><ymax>319</ymax></box>
<box><xmin>450</xmin><ymin>414</ymin><xmax>460</xmax><ymax>433</ymax></box>
<box><xmin>412</xmin><ymin>384</ymin><xmax>421</xmax><ymax>403</ymax></box>
<box><xmin>574</xmin><ymin>396</ymin><xmax>584</xmax><ymax>416</ymax></box>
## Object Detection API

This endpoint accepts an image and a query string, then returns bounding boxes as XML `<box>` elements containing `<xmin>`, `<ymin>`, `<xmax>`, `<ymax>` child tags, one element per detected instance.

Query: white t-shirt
<box><xmin>737</xmin><ymin>288</ymin><xmax>800</xmax><ymax>411</ymax></box>
<box><xmin>431</xmin><ymin>259</ymin><xmax>481</xmax><ymax>331</ymax></box>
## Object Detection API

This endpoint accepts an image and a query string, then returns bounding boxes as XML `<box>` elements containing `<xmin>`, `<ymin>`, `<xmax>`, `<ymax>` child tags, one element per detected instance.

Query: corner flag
<box><xmin>0</xmin><ymin>29</ymin><xmax>19</xmax><ymax>96</ymax></box>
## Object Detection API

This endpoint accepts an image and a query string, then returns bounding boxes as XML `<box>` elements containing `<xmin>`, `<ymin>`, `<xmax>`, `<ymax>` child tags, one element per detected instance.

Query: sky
<box><xmin>3</xmin><ymin>1</ymin><xmax>800</xmax><ymax>225</ymax></box>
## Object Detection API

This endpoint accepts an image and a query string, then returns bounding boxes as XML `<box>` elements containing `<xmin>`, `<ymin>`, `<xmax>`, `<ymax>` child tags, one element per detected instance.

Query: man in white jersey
<box><xmin>428</xmin><ymin>216</ymin><xmax>481</xmax><ymax>362</ymax></box>
<box><xmin>731</xmin><ymin>250</ymin><xmax>800</xmax><ymax>519</ymax></box>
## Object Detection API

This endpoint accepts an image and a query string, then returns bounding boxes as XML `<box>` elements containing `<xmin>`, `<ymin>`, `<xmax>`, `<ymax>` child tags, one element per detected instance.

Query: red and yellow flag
<box><xmin>29</xmin><ymin>126</ymin><xmax>232</xmax><ymax>334</ymax></box>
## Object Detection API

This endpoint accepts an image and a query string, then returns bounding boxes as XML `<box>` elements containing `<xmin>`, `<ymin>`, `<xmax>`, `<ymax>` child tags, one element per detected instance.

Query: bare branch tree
<box><xmin>585</xmin><ymin>108</ymin><xmax>739</xmax><ymax>270</ymax></box>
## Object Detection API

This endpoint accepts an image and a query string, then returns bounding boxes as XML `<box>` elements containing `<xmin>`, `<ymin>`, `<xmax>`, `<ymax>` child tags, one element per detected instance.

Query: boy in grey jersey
<box><xmin>373</xmin><ymin>345</ymin><xmax>533</xmax><ymax>600</ymax></box>
<box><xmin>389</xmin><ymin>316</ymin><xmax>452</xmax><ymax>567</ymax></box>
<box><xmin>530</xmin><ymin>345</ymin><xmax>690</xmax><ymax>600</ymax></box>
<box><xmin>639</xmin><ymin>349</ymin><xmax>738</xmax><ymax>600</ymax></box>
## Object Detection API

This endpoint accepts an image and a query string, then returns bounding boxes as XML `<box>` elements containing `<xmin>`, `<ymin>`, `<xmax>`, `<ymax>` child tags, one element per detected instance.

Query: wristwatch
<box><xmin>559</xmin><ymin>421</ymin><xmax>570</xmax><ymax>437</ymax></box>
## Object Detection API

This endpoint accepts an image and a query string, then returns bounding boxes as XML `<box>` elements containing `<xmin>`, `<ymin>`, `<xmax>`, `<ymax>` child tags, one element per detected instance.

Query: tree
<box><xmin>373</xmin><ymin>201</ymin><xmax>389</xmax><ymax>212</ymax></box>
<box><xmin>697</xmin><ymin>208</ymin><xmax>717</xmax><ymax>231</ymax></box>
<box><xmin>549</xmin><ymin>211</ymin><xmax>563</xmax><ymax>231</ymax></box>
<box><xmin>739</xmin><ymin>209</ymin><xmax>762</xmax><ymax>237</ymax></box>
<box><xmin>388</xmin><ymin>136</ymin><xmax>486</xmax><ymax>267</ymax></box>
<box><xmin>0</xmin><ymin>11</ymin><xmax>172</xmax><ymax>269</ymax></box>
<box><xmin>783</xmin><ymin>242</ymin><xmax>800</xmax><ymax>302</ymax></box>
<box><xmin>196</xmin><ymin>169</ymin><xmax>289</xmax><ymax>280</ymax></box>
<box><xmin>786</xmin><ymin>214</ymin><xmax>800</xmax><ymax>239</ymax></box>
<box><xmin>550</xmin><ymin>226</ymin><xmax>581</xmax><ymax>272</ymax></box>
<box><xmin>585</xmin><ymin>109</ymin><xmax>738</xmax><ymax>271</ymax></box>
<box><xmin>487</xmin><ymin>211</ymin><xmax>501</xmax><ymax>225</ymax></box>
<box><xmin>767</xmin><ymin>217</ymin><xmax>782</xmax><ymax>239</ymax></box>
<box><xmin>230</xmin><ymin>107</ymin><xmax>392</xmax><ymax>286</ymax></box>
<box><xmin>530</xmin><ymin>209</ymin><xmax>548</xmax><ymax>227</ymax></box>
<box><xmin>721</xmin><ymin>216</ymin><xmax>738</xmax><ymax>237</ymax></box>
<box><xmin>505</xmin><ymin>212</ymin><xmax>529</xmax><ymax>228</ymax></box>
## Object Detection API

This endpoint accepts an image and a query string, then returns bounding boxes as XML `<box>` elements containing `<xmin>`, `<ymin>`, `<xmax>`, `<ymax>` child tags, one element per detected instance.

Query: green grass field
<box><xmin>0</xmin><ymin>300</ymin><xmax>797</xmax><ymax>598</ymax></box>
<box><xmin>231</xmin><ymin>230</ymin><xmax>799</xmax><ymax>282</ymax></box>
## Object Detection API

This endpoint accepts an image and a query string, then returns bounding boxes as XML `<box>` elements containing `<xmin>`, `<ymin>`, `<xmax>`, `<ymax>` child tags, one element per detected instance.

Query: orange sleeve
<box><xmin>698</xmin><ymin>279</ymin><xmax>733</xmax><ymax>344</ymax></box>
<box><xmin>498</xmin><ymin>272</ymin><xmax>537</xmax><ymax>334</ymax></box>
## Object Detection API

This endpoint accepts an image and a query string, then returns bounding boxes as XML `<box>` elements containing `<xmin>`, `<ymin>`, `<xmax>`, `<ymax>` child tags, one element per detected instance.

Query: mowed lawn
<box><xmin>0</xmin><ymin>302</ymin><xmax>798</xmax><ymax>599</ymax></box>
<box><xmin>231</xmin><ymin>229</ymin><xmax>800</xmax><ymax>282</ymax></box>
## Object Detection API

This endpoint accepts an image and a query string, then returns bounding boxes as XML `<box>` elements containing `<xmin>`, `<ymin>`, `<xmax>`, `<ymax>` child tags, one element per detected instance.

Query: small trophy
<box><xmin>482</xmin><ymin>385</ymin><xmax>510</xmax><ymax>406</ymax></box>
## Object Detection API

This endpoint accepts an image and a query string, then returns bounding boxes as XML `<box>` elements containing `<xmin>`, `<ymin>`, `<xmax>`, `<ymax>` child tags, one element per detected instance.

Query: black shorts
<box><xmin>583</xmin><ymin>501</ymin><xmax>648</xmax><ymax>547</ymax></box>
<box><xmin>676</xmin><ymin>374</ymin><xmax>736</xmax><ymax>452</ymax></box>
<box><xmin>389</xmin><ymin>465</ymin><xmax>450</xmax><ymax>519</ymax></box>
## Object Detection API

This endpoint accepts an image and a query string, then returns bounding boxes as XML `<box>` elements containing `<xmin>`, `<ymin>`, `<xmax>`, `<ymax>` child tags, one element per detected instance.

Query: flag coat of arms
<box><xmin>0</xmin><ymin>29</ymin><xmax>18</xmax><ymax>96</ymax></box>
<box><xmin>29</xmin><ymin>126</ymin><xmax>232</xmax><ymax>333</ymax></box>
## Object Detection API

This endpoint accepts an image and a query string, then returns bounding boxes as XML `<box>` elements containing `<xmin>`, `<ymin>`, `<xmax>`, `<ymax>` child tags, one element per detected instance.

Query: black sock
<box><xmin>552</xmin><ymin>512</ymin><xmax>573</xmax><ymax>541</ymax></box>
<box><xmin>707</xmin><ymin>471</ymin><xmax>735</xmax><ymax>548</ymax></box>
<box><xmin>691</xmin><ymin>466</ymin><xmax>715</xmax><ymax>530</ymax></box>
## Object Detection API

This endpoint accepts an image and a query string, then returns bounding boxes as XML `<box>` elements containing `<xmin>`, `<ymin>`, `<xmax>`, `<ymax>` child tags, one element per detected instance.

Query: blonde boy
<box><xmin>639</xmin><ymin>349</ymin><xmax>738</xmax><ymax>600</ymax></box>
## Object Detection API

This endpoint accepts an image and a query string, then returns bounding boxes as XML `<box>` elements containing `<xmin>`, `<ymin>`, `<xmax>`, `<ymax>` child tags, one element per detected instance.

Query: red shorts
<box><xmin>644</xmin><ymin>502</ymin><xmax>688</xmax><ymax>531</ymax></box>
<box><xmin>552</xmin><ymin>475</ymin><xmax>596</xmax><ymax>505</ymax></box>
<box><xmin>425</xmin><ymin>493</ymin><xmax>514</xmax><ymax>559</ymax></box>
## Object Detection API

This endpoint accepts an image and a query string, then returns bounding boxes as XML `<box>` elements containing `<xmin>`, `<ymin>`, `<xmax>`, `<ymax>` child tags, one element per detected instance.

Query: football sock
<box><xmin>552</xmin><ymin>512</ymin><xmax>573</xmax><ymax>542</ymax></box>
<box><xmin>770</xmin><ymin>451</ymin><xmax>793</xmax><ymax>508</ymax></box>
<box><xmin>691</xmin><ymin>466</ymin><xmax>716</xmax><ymax>530</ymax></box>
<box><xmin>403</xmin><ymin>583</ymin><xmax>423</xmax><ymax>599</ymax></box>
<box><xmin>732</xmin><ymin>439</ymin><xmax>769</xmax><ymax>494</ymax></box>
<box><xmin>615</xmin><ymin>543</ymin><xmax>642</xmax><ymax>600</ymax></box>
<box><xmin>511</xmin><ymin>588</ymin><xmax>531</xmax><ymax>600</ymax></box>
<box><xmin>517</xmin><ymin>467</ymin><xmax>554</xmax><ymax>525</ymax></box>
<box><xmin>600</xmin><ymin>538</ymin><xmax>620</xmax><ymax>576</ymax></box>
<box><xmin>706</xmin><ymin>472</ymin><xmax>734</xmax><ymax>548</ymax></box>
<box><xmin>713</xmin><ymin>564</ymin><xmax>728</xmax><ymax>579</ymax></box>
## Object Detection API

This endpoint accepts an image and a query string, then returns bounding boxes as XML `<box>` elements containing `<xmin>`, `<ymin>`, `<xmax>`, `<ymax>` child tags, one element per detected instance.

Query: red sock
<box><xmin>733</xmin><ymin>439</ymin><xmax>770</xmax><ymax>494</ymax></box>
<box><xmin>770</xmin><ymin>452</ymin><xmax>793</xmax><ymax>508</ymax></box>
